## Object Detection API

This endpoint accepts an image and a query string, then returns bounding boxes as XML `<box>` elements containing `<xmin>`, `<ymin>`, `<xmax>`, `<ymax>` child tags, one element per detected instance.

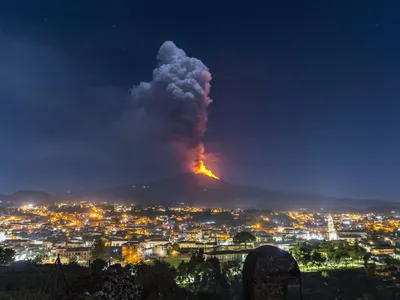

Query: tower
<box><xmin>327</xmin><ymin>214</ymin><xmax>338</xmax><ymax>241</ymax></box>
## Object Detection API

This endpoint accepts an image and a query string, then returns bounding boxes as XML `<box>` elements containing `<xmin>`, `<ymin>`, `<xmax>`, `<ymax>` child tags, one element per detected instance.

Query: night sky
<box><xmin>0</xmin><ymin>1</ymin><xmax>399</xmax><ymax>200</ymax></box>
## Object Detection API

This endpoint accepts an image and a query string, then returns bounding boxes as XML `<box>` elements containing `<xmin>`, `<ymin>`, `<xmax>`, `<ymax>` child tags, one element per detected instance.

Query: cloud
<box><xmin>130</xmin><ymin>41</ymin><xmax>212</xmax><ymax>149</ymax></box>
<box><xmin>0</xmin><ymin>35</ymin><xmax>195</xmax><ymax>192</ymax></box>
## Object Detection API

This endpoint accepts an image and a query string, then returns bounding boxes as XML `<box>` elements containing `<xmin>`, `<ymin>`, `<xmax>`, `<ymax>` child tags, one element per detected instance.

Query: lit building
<box><xmin>327</xmin><ymin>214</ymin><xmax>338</xmax><ymax>241</ymax></box>
<box><xmin>64</xmin><ymin>247</ymin><xmax>91</xmax><ymax>261</ymax></box>
<box><xmin>204</xmin><ymin>249</ymin><xmax>250</xmax><ymax>263</ymax></box>
<box><xmin>122</xmin><ymin>242</ymin><xmax>140</xmax><ymax>264</ymax></box>
<box><xmin>0</xmin><ymin>231</ymin><xmax>5</xmax><ymax>242</ymax></box>
<box><xmin>337</xmin><ymin>231</ymin><xmax>367</xmax><ymax>244</ymax></box>
<box><xmin>370</xmin><ymin>246</ymin><xmax>395</xmax><ymax>256</ymax></box>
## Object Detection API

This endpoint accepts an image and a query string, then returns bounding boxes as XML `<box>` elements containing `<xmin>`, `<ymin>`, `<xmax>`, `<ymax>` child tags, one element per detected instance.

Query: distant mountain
<box><xmin>0</xmin><ymin>190</ymin><xmax>53</xmax><ymax>205</ymax></box>
<box><xmin>3</xmin><ymin>175</ymin><xmax>400</xmax><ymax>211</ymax></box>
<box><xmin>84</xmin><ymin>173</ymin><xmax>276</xmax><ymax>207</ymax></box>
<box><xmin>85</xmin><ymin>173</ymin><xmax>400</xmax><ymax>211</ymax></box>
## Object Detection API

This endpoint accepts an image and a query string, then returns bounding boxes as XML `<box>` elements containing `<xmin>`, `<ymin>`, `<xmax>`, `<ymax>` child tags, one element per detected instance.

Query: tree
<box><xmin>177</xmin><ymin>250</ymin><xmax>205</xmax><ymax>291</ymax></box>
<box><xmin>233</xmin><ymin>232</ymin><xmax>256</xmax><ymax>248</ymax></box>
<box><xmin>357</xmin><ymin>293</ymin><xmax>374</xmax><ymax>300</ymax></box>
<box><xmin>336</xmin><ymin>241</ymin><xmax>350</xmax><ymax>259</ymax></box>
<box><xmin>348</xmin><ymin>243</ymin><xmax>366</xmax><ymax>262</ymax></box>
<box><xmin>291</xmin><ymin>242</ymin><xmax>313</xmax><ymax>266</ymax></box>
<box><xmin>222</xmin><ymin>261</ymin><xmax>243</xmax><ymax>298</ymax></box>
<box><xmin>191</xmin><ymin>248</ymin><xmax>204</xmax><ymax>262</ymax></box>
<box><xmin>167</xmin><ymin>243</ymin><xmax>180</xmax><ymax>257</ymax></box>
<box><xmin>321</xmin><ymin>271</ymin><xmax>329</xmax><ymax>278</ymax></box>
<box><xmin>176</xmin><ymin>251</ymin><xmax>232</xmax><ymax>299</ymax></box>
<box><xmin>135</xmin><ymin>260</ymin><xmax>179</xmax><ymax>300</ymax></box>
<box><xmin>33</xmin><ymin>254</ymin><xmax>45</xmax><ymax>265</ymax></box>
<box><xmin>68</xmin><ymin>256</ymin><xmax>79</xmax><ymax>266</ymax></box>
<box><xmin>318</xmin><ymin>241</ymin><xmax>335</xmax><ymax>262</ymax></box>
<box><xmin>91</xmin><ymin>239</ymin><xmax>107</xmax><ymax>260</ymax></box>
<box><xmin>363</xmin><ymin>253</ymin><xmax>371</xmax><ymax>265</ymax></box>
<box><xmin>0</xmin><ymin>248</ymin><xmax>15</xmax><ymax>265</ymax></box>
<box><xmin>383</xmin><ymin>256</ymin><xmax>399</xmax><ymax>267</ymax></box>
<box><xmin>329</xmin><ymin>241</ymin><xmax>350</xmax><ymax>264</ymax></box>
<box><xmin>200</xmin><ymin>256</ymin><xmax>222</xmax><ymax>293</ymax></box>
<box><xmin>91</xmin><ymin>258</ymin><xmax>107</xmax><ymax>272</ymax></box>
<box><xmin>310</xmin><ymin>249</ymin><xmax>325</xmax><ymax>267</ymax></box>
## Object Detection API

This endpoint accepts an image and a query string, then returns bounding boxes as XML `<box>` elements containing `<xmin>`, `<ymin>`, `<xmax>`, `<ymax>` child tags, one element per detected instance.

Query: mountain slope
<box><xmin>90</xmin><ymin>173</ymin><xmax>400</xmax><ymax>210</ymax></box>
<box><xmin>89</xmin><ymin>173</ymin><xmax>271</xmax><ymax>207</ymax></box>
<box><xmin>3</xmin><ymin>175</ymin><xmax>400</xmax><ymax>211</ymax></box>
<box><xmin>0</xmin><ymin>190</ymin><xmax>53</xmax><ymax>205</ymax></box>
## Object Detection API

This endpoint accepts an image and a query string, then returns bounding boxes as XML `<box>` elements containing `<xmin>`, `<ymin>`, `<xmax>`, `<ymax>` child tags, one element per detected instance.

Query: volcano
<box><xmin>85</xmin><ymin>173</ymin><xmax>400</xmax><ymax>211</ymax></box>
<box><xmin>94</xmin><ymin>172</ymin><xmax>273</xmax><ymax>207</ymax></box>
<box><xmin>3</xmin><ymin>174</ymin><xmax>400</xmax><ymax>211</ymax></box>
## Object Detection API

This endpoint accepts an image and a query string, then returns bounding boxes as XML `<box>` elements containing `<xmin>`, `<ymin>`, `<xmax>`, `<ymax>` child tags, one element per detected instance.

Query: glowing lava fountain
<box><xmin>194</xmin><ymin>160</ymin><xmax>219</xmax><ymax>179</ymax></box>
<box><xmin>193</xmin><ymin>144</ymin><xmax>219</xmax><ymax>179</ymax></box>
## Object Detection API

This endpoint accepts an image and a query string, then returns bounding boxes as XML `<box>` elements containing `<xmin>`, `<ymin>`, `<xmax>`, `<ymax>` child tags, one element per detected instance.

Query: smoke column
<box><xmin>131</xmin><ymin>41</ymin><xmax>213</xmax><ymax>171</ymax></box>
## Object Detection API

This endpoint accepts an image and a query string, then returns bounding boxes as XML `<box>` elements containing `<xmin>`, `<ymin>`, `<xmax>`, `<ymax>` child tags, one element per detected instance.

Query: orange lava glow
<box><xmin>193</xmin><ymin>144</ymin><xmax>219</xmax><ymax>179</ymax></box>
<box><xmin>194</xmin><ymin>160</ymin><xmax>219</xmax><ymax>179</ymax></box>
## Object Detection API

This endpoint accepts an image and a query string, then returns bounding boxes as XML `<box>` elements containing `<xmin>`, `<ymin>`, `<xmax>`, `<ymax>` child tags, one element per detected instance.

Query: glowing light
<box><xmin>194</xmin><ymin>160</ymin><xmax>219</xmax><ymax>179</ymax></box>
<box><xmin>193</xmin><ymin>144</ymin><xmax>219</xmax><ymax>179</ymax></box>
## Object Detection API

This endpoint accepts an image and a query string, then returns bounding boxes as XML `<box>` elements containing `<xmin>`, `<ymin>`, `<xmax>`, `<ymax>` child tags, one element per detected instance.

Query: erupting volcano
<box><xmin>193</xmin><ymin>160</ymin><xmax>219</xmax><ymax>179</ymax></box>
<box><xmin>193</xmin><ymin>144</ymin><xmax>219</xmax><ymax>179</ymax></box>
<box><xmin>131</xmin><ymin>41</ymin><xmax>219</xmax><ymax>179</ymax></box>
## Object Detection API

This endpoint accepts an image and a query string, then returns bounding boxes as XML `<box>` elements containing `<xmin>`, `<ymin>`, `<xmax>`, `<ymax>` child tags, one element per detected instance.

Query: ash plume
<box><xmin>131</xmin><ymin>41</ymin><xmax>212</xmax><ymax>158</ymax></box>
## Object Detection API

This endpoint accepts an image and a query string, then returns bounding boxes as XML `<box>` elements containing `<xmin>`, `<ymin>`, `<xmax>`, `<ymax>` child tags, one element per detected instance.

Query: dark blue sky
<box><xmin>0</xmin><ymin>0</ymin><xmax>399</xmax><ymax>200</ymax></box>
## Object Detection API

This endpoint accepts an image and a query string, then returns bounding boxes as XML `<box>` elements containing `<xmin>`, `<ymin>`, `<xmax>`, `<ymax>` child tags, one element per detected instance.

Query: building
<box><xmin>327</xmin><ymin>214</ymin><xmax>338</xmax><ymax>241</ymax></box>
<box><xmin>105</xmin><ymin>239</ymin><xmax>129</xmax><ymax>247</ymax></box>
<box><xmin>152</xmin><ymin>244</ymin><xmax>168</xmax><ymax>257</ymax></box>
<box><xmin>178</xmin><ymin>241</ymin><xmax>216</xmax><ymax>250</ymax></box>
<box><xmin>204</xmin><ymin>249</ymin><xmax>250</xmax><ymax>263</ymax></box>
<box><xmin>370</xmin><ymin>246</ymin><xmax>395</xmax><ymax>256</ymax></box>
<box><xmin>43</xmin><ymin>240</ymin><xmax>53</xmax><ymax>249</ymax></box>
<box><xmin>337</xmin><ymin>231</ymin><xmax>367</xmax><ymax>244</ymax></box>
<box><xmin>67</xmin><ymin>241</ymin><xmax>86</xmax><ymax>248</ymax></box>
<box><xmin>3</xmin><ymin>239</ymin><xmax>30</xmax><ymax>247</ymax></box>
<box><xmin>141</xmin><ymin>239</ymin><xmax>170</xmax><ymax>249</ymax></box>
<box><xmin>122</xmin><ymin>242</ymin><xmax>140</xmax><ymax>264</ymax></box>
<box><xmin>64</xmin><ymin>247</ymin><xmax>91</xmax><ymax>261</ymax></box>
<box><xmin>0</xmin><ymin>231</ymin><xmax>5</xmax><ymax>242</ymax></box>
<box><xmin>54</xmin><ymin>240</ymin><xmax>67</xmax><ymax>248</ymax></box>
<box><xmin>178</xmin><ymin>241</ymin><xmax>197</xmax><ymax>249</ymax></box>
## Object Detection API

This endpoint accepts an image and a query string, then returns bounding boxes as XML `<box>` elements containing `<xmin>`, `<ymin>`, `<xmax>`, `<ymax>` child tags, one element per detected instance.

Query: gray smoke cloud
<box><xmin>131</xmin><ymin>41</ymin><xmax>212</xmax><ymax>150</ymax></box>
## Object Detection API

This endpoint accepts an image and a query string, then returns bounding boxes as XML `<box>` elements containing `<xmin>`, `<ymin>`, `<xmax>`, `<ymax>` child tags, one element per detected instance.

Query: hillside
<box><xmin>0</xmin><ymin>190</ymin><xmax>53</xmax><ymax>205</ymax></box>
<box><xmin>2</xmin><ymin>175</ymin><xmax>400</xmax><ymax>211</ymax></box>
<box><xmin>90</xmin><ymin>173</ymin><xmax>266</xmax><ymax>207</ymax></box>
<box><xmin>86</xmin><ymin>173</ymin><xmax>400</xmax><ymax>210</ymax></box>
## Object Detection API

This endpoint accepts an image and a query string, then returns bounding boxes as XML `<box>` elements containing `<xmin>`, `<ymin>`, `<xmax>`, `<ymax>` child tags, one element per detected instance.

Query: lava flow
<box><xmin>193</xmin><ymin>144</ymin><xmax>219</xmax><ymax>179</ymax></box>
<box><xmin>194</xmin><ymin>160</ymin><xmax>219</xmax><ymax>179</ymax></box>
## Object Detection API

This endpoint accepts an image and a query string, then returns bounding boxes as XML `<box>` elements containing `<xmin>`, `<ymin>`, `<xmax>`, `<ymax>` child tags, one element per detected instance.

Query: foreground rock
<box><xmin>61</xmin><ymin>265</ymin><xmax>143</xmax><ymax>300</ymax></box>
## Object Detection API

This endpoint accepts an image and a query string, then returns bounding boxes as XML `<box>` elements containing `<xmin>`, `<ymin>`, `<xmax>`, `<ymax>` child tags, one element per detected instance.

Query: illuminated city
<box><xmin>2</xmin><ymin>201</ymin><xmax>400</xmax><ymax>267</ymax></box>
<box><xmin>2</xmin><ymin>196</ymin><xmax>400</xmax><ymax>298</ymax></box>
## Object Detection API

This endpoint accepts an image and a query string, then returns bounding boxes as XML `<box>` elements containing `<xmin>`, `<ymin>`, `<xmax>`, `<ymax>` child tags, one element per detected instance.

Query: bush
<box><xmin>91</xmin><ymin>259</ymin><xmax>107</xmax><ymax>272</ymax></box>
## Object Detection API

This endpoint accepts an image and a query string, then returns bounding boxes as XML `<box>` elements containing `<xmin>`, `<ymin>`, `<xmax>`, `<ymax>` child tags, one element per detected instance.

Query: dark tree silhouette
<box><xmin>0</xmin><ymin>248</ymin><xmax>15</xmax><ymax>265</ymax></box>
<box><xmin>91</xmin><ymin>258</ymin><xmax>107</xmax><ymax>272</ymax></box>
<box><xmin>233</xmin><ymin>232</ymin><xmax>256</xmax><ymax>248</ymax></box>
<box><xmin>135</xmin><ymin>260</ymin><xmax>180</xmax><ymax>300</ymax></box>
<box><xmin>176</xmin><ymin>250</ymin><xmax>234</xmax><ymax>299</ymax></box>
<box><xmin>348</xmin><ymin>243</ymin><xmax>366</xmax><ymax>261</ymax></box>
<box><xmin>91</xmin><ymin>239</ymin><xmax>107</xmax><ymax>260</ymax></box>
